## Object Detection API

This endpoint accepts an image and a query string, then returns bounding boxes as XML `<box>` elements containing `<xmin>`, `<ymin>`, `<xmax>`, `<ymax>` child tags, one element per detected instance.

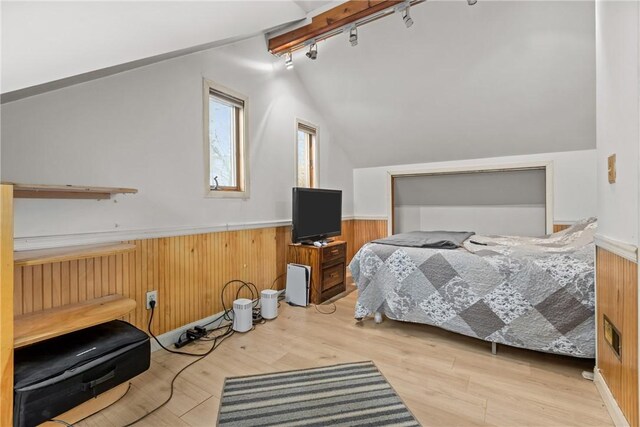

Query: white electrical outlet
<box><xmin>146</xmin><ymin>290</ymin><xmax>158</xmax><ymax>309</ymax></box>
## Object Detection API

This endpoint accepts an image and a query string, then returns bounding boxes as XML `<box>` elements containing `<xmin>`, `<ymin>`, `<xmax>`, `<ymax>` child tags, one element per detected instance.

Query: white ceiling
<box><xmin>2</xmin><ymin>0</ymin><xmax>597</xmax><ymax>169</ymax></box>
<box><xmin>292</xmin><ymin>1</ymin><xmax>596</xmax><ymax>167</ymax></box>
<box><xmin>293</xmin><ymin>0</ymin><xmax>337</xmax><ymax>14</ymax></box>
<box><xmin>1</xmin><ymin>1</ymin><xmax>309</xmax><ymax>93</ymax></box>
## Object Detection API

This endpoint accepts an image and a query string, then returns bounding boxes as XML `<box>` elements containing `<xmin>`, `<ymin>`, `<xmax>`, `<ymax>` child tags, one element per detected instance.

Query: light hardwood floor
<box><xmin>79</xmin><ymin>291</ymin><xmax>612</xmax><ymax>427</ymax></box>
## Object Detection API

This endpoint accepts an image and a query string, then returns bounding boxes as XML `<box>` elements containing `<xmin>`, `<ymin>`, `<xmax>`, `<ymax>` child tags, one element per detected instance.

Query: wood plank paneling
<box><xmin>13</xmin><ymin>219</ymin><xmax>388</xmax><ymax>336</ymax></box>
<box><xmin>553</xmin><ymin>224</ymin><xmax>572</xmax><ymax>233</ymax></box>
<box><xmin>14</xmin><ymin>228</ymin><xmax>280</xmax><ymax>335</ymax></box>
<box><xmin>1</xmin><ymin>185</ymin><xmax>14</xmax><ymax>426</ymax></box>
<box><xmin>596</xmin><ymin>246</ymin><xmax>638</xmax><ymax>427</ymax></box>
<box><xmin>352</xmin><ymin>219</ymin><xmax>388</xmax><ymax>258</ymax></box>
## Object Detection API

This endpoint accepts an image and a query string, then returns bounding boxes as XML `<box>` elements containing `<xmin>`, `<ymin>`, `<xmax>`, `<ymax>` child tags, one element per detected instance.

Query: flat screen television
<box><xmin>292</xmin><ymin>187</ymin><xmax>342</xmax><ymax>244</ymax></box>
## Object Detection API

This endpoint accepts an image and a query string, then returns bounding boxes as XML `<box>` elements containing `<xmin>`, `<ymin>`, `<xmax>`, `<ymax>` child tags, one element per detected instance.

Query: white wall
<box><xmin>0</xmin><ymin>35</ymin><xmax>355</xmax><ymax>247</ymax></box>
<box><xmin>595</xmin><ymin>0</ymin><xmax>639</xmax><ymax>246</ymax></box>
<box><xmin>1</xmin><ymin>1</ymin><xmax>307</xmax><ymax>93</ymax></box>
<box><xmin>353</xmin><ymin>149</ymin><xmax>597</xmax><ymax>225</ymax></box>
<box><xmin>295</xmin><ymin>1</ymin><xmax>596</xmax><ymax>168</ymax></box>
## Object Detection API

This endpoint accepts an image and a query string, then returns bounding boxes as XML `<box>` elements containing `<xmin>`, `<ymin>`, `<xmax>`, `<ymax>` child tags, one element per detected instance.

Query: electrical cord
<box><xmin>270</xmin><ymin>273</ymin><xmax>286</xmax><ymax>290</ymax></box>
<box><xmin>53</xmin><ymin>277</ymin><xmax>277</xmax><ymax>427</ymax></box>
<box><xmin>220</xmin><ymin>279</ymin><xmax>261</xmax><ymax>322</ymax></box>
<box><xmin>314</xmin><ymin>302</ymin><xmax>337</xmax><ymax>314</ymax></box>
<box><xmin>125</xmin><ymin>269</ymin><xmax>340</xmax><ymax>426</ymax></box>
<box><xmin>123</xmin><ymin>324</ymin><xmax>234</xmax><ymax>427</ymax></box>
<box><xmin>48</xmin><ymin>383</ymin><xmax>133</xmax><ymax>427</ymax></box>
<box><xmin>147</xmin><ymin>301</ymin><xmax>218</xmax><ymax>357</ymax></box>
<box><xmin>177</xmin><ymin>279</ymin><xmax>263</xmax><ymax>346</ymax></box>
<box><xmin>308</xmin><ymin>275</ymin><xmax>338</xmax><ymax>315</ymax></box>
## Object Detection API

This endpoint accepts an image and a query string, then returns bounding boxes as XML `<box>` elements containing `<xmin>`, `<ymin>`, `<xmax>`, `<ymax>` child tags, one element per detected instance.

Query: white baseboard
<box><xmin>594</xmin><ymin>368</ymin><xmax>630</xmax><ymax>427</ymax></box>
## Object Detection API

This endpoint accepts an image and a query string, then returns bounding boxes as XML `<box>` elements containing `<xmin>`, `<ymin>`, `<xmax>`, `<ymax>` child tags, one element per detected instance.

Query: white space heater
<box><xmin>261</xmin><ymin>289</ymin><xmax>279</xmax><ymax>320</ymax></box>
<box><xmin>232</xmin><ymin>298</ymin><xmax>253</xmax><ymax>333</ymax></box>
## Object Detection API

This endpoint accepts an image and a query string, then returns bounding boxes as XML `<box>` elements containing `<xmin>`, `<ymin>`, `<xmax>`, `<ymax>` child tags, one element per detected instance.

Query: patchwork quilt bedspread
<box><xmin>349</xmin><ymin>218</ymin><xmax>597</xmax><ymax>358</ymax></box>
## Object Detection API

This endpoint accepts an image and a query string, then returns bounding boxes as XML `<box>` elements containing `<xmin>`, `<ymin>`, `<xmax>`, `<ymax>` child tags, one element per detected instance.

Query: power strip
<box><xmin>175</xmin><ymin>327</ymin><xmax>208</xmax><ymax>348</ymax></box>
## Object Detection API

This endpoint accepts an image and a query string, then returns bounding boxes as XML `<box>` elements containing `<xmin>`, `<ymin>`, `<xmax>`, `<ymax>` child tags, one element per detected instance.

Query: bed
<box><xmin>349</xmin><ymin>218</ymin><xmax>597</xmax><ymax>358</ymax></box>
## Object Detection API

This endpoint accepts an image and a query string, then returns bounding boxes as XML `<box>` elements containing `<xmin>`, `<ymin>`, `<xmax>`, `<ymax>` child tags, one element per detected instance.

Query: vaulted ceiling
<box><xmin>2</xmin><ymin>0</ymin><xmax>596</xmax><ymax>169</ymax></box>
<box><xmin>1</xmin><ymin>1</ymin><xmax>325</xmax><ymax>94</ymax></box>
<box><xmin>291</xmin><ymin>1</ymin><xmax>596</xmax><ymax>167</ymax></box>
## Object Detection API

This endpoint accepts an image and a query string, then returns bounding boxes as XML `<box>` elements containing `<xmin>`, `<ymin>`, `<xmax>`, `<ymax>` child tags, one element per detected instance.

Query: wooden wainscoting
<box><xmin>13</xmin><ymin>219</ymin><xmax>386</xmax><ymax>336</ymax></box>
<box><xmin>553</xmin><ymin>224</ymin><xmax>572</xmax><ymax>233</ymax></box>
<box><xmin>15</xmin><ymin>228</ymin><xmax>279</xmax><ymax>336</ymax></box>
<box><xmin>351</xmin><ymin>219</ymin><xmax>388</xmax><ymax>259</ymax></box>
<box><xmin>596</xmin><ymin>246</ymin><xmax>638</xmax><ymax>427</ymax></box>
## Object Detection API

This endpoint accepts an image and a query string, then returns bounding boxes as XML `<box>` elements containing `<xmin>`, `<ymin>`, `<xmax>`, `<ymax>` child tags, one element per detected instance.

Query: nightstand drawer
<box><xmin>322</xmin><ymin>244</ymin><xmax>345</xmax><ymax>265</ymax></box>
<box><xmin>323</xmin><ymin>263</ymin><xmax>344</xmax><ymax>289</ymax></box>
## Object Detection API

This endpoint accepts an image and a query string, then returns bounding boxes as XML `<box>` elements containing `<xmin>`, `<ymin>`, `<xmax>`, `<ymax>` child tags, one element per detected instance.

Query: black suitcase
<box><xmin>14</xmin><ymin>320</ymin><xmax>150</xmax><ymax>427</ymax></box>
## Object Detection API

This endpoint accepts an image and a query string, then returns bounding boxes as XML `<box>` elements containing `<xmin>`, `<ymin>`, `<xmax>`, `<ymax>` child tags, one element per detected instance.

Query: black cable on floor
<box><xmin>307</xmin><ymin>275</ymin><xmax>337</xmax><ymax>315</ymax></box>
<box><xmin>123</xmin><ymin>325</ymin><xmax>234</xmax><ymax>427</ymax></box>
<box><xmin>48</xmin><ymin>383</ymin><xmax>133</xmax><ymax>427</ymax></box>
<box><xmin>314</xmin><ymin>303</ymin><xmax>337</xmax><ymax>315</ymax></box>
<box><xmin>147</xmin><ymin>302</ymin><xmax>218</xmax><ymax>357</ymax></box>
<box><xmin>51</xmin><ymin>277</ymin><xmax>279</xmax><ymax>427</ymax></box>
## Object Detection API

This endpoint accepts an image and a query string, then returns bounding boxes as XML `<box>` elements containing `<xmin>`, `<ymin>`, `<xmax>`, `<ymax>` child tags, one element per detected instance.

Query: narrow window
<box><xmin>296</xmin><ymin>121</ymin><xmax>317</xmax><ymax>188</ymax></box>
<box><xmin>204</xmin><ymin>80</ymin><xmax>248</xmax><ymax>197</ymax></box>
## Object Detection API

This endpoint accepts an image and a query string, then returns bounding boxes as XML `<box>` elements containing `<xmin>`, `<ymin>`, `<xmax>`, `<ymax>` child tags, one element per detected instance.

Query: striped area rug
<box><xmin>217</xmin><ymin>361</ymin><xmax>419</xmax><ymax>426</ymax></box>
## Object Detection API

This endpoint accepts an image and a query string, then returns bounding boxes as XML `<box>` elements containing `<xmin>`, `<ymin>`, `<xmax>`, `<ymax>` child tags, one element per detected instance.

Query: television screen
<box><xmin>292</xmin><ymin>188</ymin><xmax>342</xmax><ymax>243</ymax></box>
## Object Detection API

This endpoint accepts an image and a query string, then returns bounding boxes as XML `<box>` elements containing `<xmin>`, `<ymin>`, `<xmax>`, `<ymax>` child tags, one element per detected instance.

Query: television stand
<box><xmin>286</xmin><ymin>240</ymin><xmax>346</xmax><ymax>304</ymax></box>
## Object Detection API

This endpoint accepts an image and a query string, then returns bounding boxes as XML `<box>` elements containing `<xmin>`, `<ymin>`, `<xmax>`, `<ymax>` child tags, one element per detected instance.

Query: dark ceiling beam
<box><xmin>268</xmin><ymin>0</ymin><xmax>404</xmax><ymax>55</ymax></box>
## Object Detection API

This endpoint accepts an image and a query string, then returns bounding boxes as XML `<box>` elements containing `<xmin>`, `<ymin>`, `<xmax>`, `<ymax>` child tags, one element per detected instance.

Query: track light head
<box><xmin>284</xmin><ymin>52</ymin><xmax>293</xmax><ymax>70</ymax></box>
<box><xmin>349</xmin><ymin>26</ymin><xmax>358</xmax><ymax>47</ymax></box>
<box><xmin>467</xmin><ymin>0</ymin><xmax>477</xmax><ymax>5</ymax></box>
<box><xmin>402</xmin><ymin>7</ymin><xmax>414</xmax><ymax>28</ymax></box>
<box><xmin>306</xmin><ymin>43</ymin><xmax>318</xmax><ymax>60</ymax></box>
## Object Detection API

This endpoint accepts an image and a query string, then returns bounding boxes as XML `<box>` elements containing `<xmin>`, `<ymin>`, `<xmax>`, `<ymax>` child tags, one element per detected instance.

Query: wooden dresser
<box><xmin>286</xmin><ymin>240</ymin><xmax>346</xmax><ymax>304</ymax></box>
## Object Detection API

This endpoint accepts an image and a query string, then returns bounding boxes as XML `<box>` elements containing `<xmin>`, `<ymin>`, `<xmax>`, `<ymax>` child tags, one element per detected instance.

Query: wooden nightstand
<box><xmin>286</xmin><ymin>240</ymin><xmax>347</xmax><ymax>304</ymax></box>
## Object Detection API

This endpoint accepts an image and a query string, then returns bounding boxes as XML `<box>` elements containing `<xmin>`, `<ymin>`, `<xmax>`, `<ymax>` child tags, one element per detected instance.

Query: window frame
<box><xmin>203</xmin><ymin>79</ymin><xmax>249</xmax><ymax>198</ymax></box>
<box><xmin>295</xmin><ymin>119</ymin><xmax>319</xmax><ymax>188</ymax></box>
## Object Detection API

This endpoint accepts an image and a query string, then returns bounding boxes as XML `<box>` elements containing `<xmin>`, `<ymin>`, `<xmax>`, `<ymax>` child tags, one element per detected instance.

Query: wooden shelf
<box><xmin>3</xmin><ymin>183</ymin><xmax>137</xmax><ymax>200</ymax></box>
<box><xmin>14</xmin><ymin>295</ymin><xmax>136</xmax><ymax>348</ymax></box>
<box><xmin>15</xmin><ymin>242</ymin><xmax>136</xmax><ymax>267</ymax></box>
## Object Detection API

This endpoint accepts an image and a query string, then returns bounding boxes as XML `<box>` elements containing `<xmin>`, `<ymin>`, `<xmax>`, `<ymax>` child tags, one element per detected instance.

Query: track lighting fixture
<box><xmin>306</xmin><ymin>43</ymin><xmax>318</xmax><ymax>60</ymax></box>
<box><xmin>402</xmin><ymin>6</ymin><xmax>413</xmax><ymax>28</ymax></box>
<box><xmin>349</xmin><ymin>26</ymin><xmax>358</xmax><ymax>47</ymax></box>
<box><xmin>467</xmin><ymin>0</ymin><xmax>477</xmax><ymax>5</ymax></box>
<box><xmin>285</xmin><ymin>52</ymin><xmax>293</xmax><ymax>69</ymax></box>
